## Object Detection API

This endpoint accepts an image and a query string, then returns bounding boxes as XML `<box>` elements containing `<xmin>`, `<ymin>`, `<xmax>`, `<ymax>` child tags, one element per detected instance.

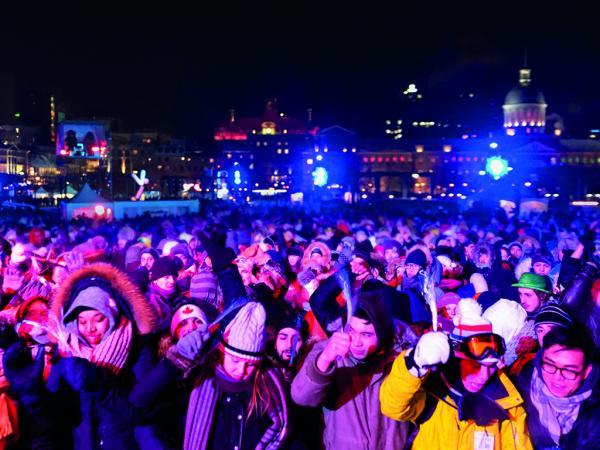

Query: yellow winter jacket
<box><xmin>380</xmin><ymin>351</ymin><xmax>533</xmax><ymax>450</ymax></box>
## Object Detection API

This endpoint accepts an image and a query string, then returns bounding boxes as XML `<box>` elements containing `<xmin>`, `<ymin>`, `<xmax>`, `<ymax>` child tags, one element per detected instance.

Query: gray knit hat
<box><xmin>222</xmin><ymin>302</ymin><xmax>266</xmax><ymax>361</ymax></box>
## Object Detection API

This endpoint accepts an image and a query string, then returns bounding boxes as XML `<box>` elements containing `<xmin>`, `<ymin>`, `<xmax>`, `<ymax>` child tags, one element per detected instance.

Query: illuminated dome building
<box><xmin>503</xmin><ymin>68</ymin><xmax>548</xmax><ymax>136</ymax></box>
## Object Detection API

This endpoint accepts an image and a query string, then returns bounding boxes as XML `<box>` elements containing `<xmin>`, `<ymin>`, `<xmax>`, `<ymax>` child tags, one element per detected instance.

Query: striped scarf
<box><xmin>530</xmin><ymin>366</ymin><xmax>591</xmax><ymax>445</ymax></box>
<box><xmin>184</xmin><ymin>366</ymin><xmax>288</xmax><ymax>450</ymax></box>
<box><xmin>62</xmin><ymin>317</ymin><xmax>133</xmax><ymax>375</ymax></box>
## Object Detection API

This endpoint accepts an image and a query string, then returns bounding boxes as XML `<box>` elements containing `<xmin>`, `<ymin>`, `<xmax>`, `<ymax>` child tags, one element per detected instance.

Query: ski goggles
<box><xmin>452</xmin><ymin>333</ymin><xmax>506</xmax><ymax>361</ymax></box>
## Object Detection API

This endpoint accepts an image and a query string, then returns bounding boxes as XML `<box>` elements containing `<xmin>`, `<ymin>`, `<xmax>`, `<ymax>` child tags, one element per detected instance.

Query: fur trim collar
<box><xmin>52</xmin><ymin>263</ymin><xmax>159</xmax><ymax>335</ymax></box>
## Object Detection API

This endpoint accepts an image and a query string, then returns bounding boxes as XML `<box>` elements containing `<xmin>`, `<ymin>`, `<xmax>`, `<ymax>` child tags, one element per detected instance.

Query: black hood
<box><xmin>355</xmin><ymin>291</ymin><xmax>394</xmax><ymax>352</ymax></box>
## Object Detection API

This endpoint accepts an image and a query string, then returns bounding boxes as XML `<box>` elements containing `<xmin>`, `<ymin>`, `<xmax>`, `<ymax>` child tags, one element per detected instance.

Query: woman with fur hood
<box><xmin>5</xmin><ymin>263</ymin><xmax>161</xmax><ymax>449</ymax></box>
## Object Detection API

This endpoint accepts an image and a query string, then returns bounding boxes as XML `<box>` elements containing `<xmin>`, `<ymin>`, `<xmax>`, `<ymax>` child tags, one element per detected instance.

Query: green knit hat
<box><xmin>512</xmin><ymin>272</ymin><xmax>551</xmax><ymax>294</ymax></box>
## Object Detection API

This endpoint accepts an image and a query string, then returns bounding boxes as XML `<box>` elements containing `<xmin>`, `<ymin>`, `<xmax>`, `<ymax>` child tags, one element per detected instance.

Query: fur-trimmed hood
<box><xmin>52</xmin><ymin>263</ymin><xmax>159</xmax><ymax>335</ymax></box>
<box><xmin>301</xmin><ymin>241</ymin><xmax>331</xmax><ymax>269</ymax></box>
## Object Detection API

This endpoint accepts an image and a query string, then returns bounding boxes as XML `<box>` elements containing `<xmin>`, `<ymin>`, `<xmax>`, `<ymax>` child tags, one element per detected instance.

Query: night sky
<box><xmin>4</xmin><ymin>14</ymin><xmax>600</xmax><ymax>144</ymax></box>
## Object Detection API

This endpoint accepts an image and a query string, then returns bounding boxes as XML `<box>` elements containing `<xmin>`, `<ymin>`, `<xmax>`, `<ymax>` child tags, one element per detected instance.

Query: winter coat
<box><xmin>517</xmin><ymin>361</ymin><xmax>600</xmax><ymax>450</ymax></box>
<box><xmin>291</xmin><ymin>341</ymin><xmax>409</xmax><ymax>450</ymax></box>
<box><xmin>129</xmin><ymin>355</ymin><xmax>192</xmax><ymax>449</ymax></box>
<box><xmin>380</xmin><ymin>351</ymin><xmax>533</xmax><ymax>450</ymax></box>
<box><xmin>562</xmin><ymin>262</ymin><xmax>600</xmax><ymax>346</ymax></box>
<box><xmin>49</xmin><ymin>263</ymin><xmax>161</xmax><ymax>450</ymax></box>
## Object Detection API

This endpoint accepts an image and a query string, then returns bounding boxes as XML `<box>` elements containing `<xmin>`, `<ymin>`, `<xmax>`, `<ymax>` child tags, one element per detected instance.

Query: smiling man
<box><xmin>518</xmin><ymin>326</ymin><xmax>600</xmax><ymax>448</ymax></box>
<box><xmin>380</xmin><ymin>299</ymin><xmax>533</xmax><ymax>449</ymax></box>
<box><xmin>291</xmin><ymin>291</ymin><xmax>409</xmax><ymax>449</ymax></box>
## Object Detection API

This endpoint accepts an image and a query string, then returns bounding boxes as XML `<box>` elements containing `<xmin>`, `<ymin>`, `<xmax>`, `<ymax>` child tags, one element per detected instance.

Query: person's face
<box><xmin>384</xmin><ymin>247</ymin><xmax>399</xmax><ymax>263</ymax></box>
<box><xmin>464</xmin><ymin>243</ymin><xmax>476</xmax><ymax>260</ymax></box>
<box><xmin>31</xmin><ymin>230</ymin><xmax>44</xmax><ymax>247</ymax></box>
<box><xmin>478</xmin><ymin>253</ymin><xmax>491</xmax><ymax>267</ymax></box>
<box><xmin>140</xmin><ymin>253</ymin><xmax>155</xmax><ymax>271</ymax></box>
<box><xmin>275</xmin><ymin>328</ymin><xmax>302</xmax><ymax>362</ymax></box>
<box><xmin>19</xmin><ymin>300</ymin><xmax>49</xmax><ymax>341</ymax></box>
<box><xmin>510</xmin><ymin>246</ymin><xmax>523</xmax><ymax>259</ymax></box>
<box><xmin>77</xmin><ymin>310</ymin><xmax>110</xmax><ymax>347</ymax></box>
<box><xmin>535</xmin><ymin>323</ymin><xmax>556</xmax><ymax>346</ymax></box>
<box><xmin>518</xmin><ymin>288</ymin><xmax>542</xmax><ymax>313</ymax></box>
<box><xmin>287</xmin><ymin>254</ymin><xmax>301</xmax><ymax>267</ymax></box>
<box><xmin>239</xmin><ymin>266</ymin><xmax>254</xmax><ymax>286</ymax></box>
<box><xmin>500</xmin><ymin>248</ymin><xmax>509</xmax><ymax>261</ymax></box>
<box><xmin>541</xmin><ymin>344</ymin><xmax>592</xmax><ymax>398</ymax></box>
<box><xmin>310</xmin><ymin>252</ymin><xmax>325</xmax><ymax>266</ymax></box>
<box><xmin>222</xmin><ymin>353</ymin><xmax>260</xmax><ymax>381</ymax></box>
<box><xmin>350</xmin><ymin>257</ymin><xmax>370</xmax><ymax>276</ymax></box>
<box><xmin>405</xmin><ymin>263</ymin><xmax>420</xmax><ymax>278</ymax></box>
<box><xmin>347</xmin><ymin>317</ymin><xmax>378</xmax><ymax>360</ymax></box>
<box><xmin>398</xmin><ymin>227</ymin><xmax>411</xmax><ymax>243</ymax></box>
<box><xmin>174</xmin><ymin>317</ymin><xmax>204</xmax><ymax>340</ymax></box>
<box><xmin>459</xmin><ymin>358</ymin><xmax>498</xmax><ymax>393</ymax></box>
<box><xmin>533</xmin><ymin>262</ymin><xmax>551</xmax><ymax>276</ymax></box>
<box><xmin>154</xmin><ymin>275</ymin><xmax>175</xmax><ymax>293</ymax></box>
<box><xmin>24</xmin><ymin>300</ymin><xmax>48</xmax><ymax>325</ymax></box>
<box><xmin>441</xmin><ymin>303</ymin><xmax>457</xmax><ymax>319</ymax></box>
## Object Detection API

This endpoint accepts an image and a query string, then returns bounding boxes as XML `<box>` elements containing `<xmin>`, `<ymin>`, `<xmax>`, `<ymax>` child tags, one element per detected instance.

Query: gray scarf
<box><xmin>530</xmin><ymin>366</ymin><xmax>592</xmax><ymax>445</ymax></box>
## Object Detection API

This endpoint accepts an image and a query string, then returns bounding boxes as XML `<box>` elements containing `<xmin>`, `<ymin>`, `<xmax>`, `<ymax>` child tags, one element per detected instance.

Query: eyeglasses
<box><xmin>541</xmin><ymin>360</ymin><xmax>583</xmax><ymax>381</ymax></box>
<box><xmin>453</xmin><ymin>333</ymin><xmax>506</xmax><ymax>361</ymax></box>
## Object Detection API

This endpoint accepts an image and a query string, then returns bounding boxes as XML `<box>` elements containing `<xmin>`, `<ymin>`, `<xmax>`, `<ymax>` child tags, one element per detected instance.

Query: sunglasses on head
<box><xmin>452</xmin><ymin>333</ymin><xmax>506</xmax><ymax>361</ymax></box>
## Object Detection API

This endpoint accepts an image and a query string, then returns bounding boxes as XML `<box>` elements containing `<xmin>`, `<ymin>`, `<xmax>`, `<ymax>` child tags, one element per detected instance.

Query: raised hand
<box><xmin>317</xmin><ymin>331</ymin><xmax>351</xmax><ymax>372</ymax></box>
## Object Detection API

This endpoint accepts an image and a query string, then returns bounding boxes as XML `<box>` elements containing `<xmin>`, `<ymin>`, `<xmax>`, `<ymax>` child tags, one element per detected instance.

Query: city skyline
<box><xmin>3</xmin><ymin>21</ymin><xmax>600</xmax><ymax>143</ymax></box>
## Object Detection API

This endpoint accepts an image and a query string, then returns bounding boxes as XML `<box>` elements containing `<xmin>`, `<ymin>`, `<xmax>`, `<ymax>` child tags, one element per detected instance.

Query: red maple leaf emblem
<box><xmin>182</xmin><ymin>306</ymin><xmax>194</xmax><ymax>314</ymax></box>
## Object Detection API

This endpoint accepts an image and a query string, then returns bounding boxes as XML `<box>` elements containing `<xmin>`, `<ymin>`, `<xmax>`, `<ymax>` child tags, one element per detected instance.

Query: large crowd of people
<box><xmin>0</xmin><ymin>202</ymin><xmax>598</xmax><ymax>449</ymax></box>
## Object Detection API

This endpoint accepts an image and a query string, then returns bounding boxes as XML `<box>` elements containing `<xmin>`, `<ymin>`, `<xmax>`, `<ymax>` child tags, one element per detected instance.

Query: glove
<box><xmin>47</xmin><ymin>357</ymin><xmax>103</xmax><ymax>393</ymax></box>
<box><xmin>175</xmin><ymin>324</ymin><xmax>210</xmax><ymax>361</ymax></box>
<box><xmin>2</xmin><ymin>266</ymin><xmax>24</xmax><ymax>295</ymax></box>
<box><xmin>3</xmin><ymin>342</ymin><xmax>45</xmax><ymax>395</ymax></box>
<box><xmin>62</xmin><ymin>250</ymin><xmax>85</xmax><ymax>273</ymax></box>
<box><xmin>406</xmin><ymin>331</ymin><xmax>450</xmax><ymax>377</ymax></box>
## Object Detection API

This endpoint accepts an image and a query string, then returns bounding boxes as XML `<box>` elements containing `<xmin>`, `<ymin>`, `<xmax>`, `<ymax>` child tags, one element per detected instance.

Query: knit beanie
<box><xmin>405</xmin><ymin>249</ymin><xmax>427</xmax><ymax>269</ymax></box>
<box><xmin>531</xmin><ymin>252</ymin><xmax>554</xmax><ymax>267</ymax></box>
<box><xmin>150</xmin><ymin>257</ymin><xmax>179</xmax><ymax>282</ymax></box>
<box><xmin>277</xmin><ymin>312</ymin><xmax>309</xmax><ymax>342</ymax></box>
<box><xmin>118</xmin><ymin>226</ymin><xmax>136</xmax><ymax>243</ymax></box>
<box><xmin>482</xmin><ymin>298</ymin><xmax>527</xmax><ymax>346</ymax></box>
<box><xmin>170</xmin><ymin>303</ymin><xmax>208</xmax><ymax>336</ymax></box>
<box><xmin>450</xmin><ymin>298</ymin><xmax>493</xmax><ymax>341</ymax></box>
<box><xmin>125</xmin><ymin>243</ymin><xmax>145</xmax><ymax>267</ymax></box>
<box><xmin>534</xmin><ymin>304</ymin><xmax>573</xmax><ymax>328</ymax></box>
<box><xmin>222</xmin><ymin>302</ymin><xmax>266</xmax><ymax>361</ymax></box>
<box><xmin>189</xmin><ymin>271</ymin><xmax>220</xmax><ymax>308</ymax></box>
<box><xmin>140</xmin><ymin>247</ymin><xmax>159</xmax><ymax>260</ymax></box>
<box><xmin>171</xmin><ymin>243</ymin><xmax>191</xmax><ymax>262</ymax></box>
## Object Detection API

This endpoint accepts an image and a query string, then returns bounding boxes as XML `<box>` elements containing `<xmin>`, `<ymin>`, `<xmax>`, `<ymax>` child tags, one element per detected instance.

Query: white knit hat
<box><xmin>170</xmin><ymin>303</ymin><xmax>208</xmax><ymax>336</ymax></box>
<box><xmin>222</xmin><ymin>302</ymin><xmax>266</xmax><ymax>361</ymax></box>
<box><xmin>451</xmin><ymin>298</ymin><xmax>493</xmax><ymax>340</ymax></box>
<box><xmin>482</xmin><ymin>299</ymin><xmax>527</xmax><ymax>347</ymax></box>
